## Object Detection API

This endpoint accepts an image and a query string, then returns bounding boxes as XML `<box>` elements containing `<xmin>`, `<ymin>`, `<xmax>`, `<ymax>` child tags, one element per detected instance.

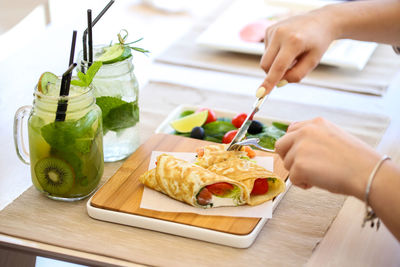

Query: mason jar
<box><xmin>14</xmin><ymin>82</ymin><xmax>104</xmax><ymax>201</ymax></box>
<box><xmin>78</xmin><ymin>47</ymin><xmax>140</xmax><ymax>162</ymax></box>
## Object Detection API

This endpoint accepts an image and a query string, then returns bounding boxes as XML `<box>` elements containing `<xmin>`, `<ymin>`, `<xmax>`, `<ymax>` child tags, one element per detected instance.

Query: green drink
<box><xmin>14</xmin><ymin>72</ymin><xmax>104</xmax><ymax>201</ymax></box>
<box><xmin>78</xmin><ymin>31</ymin><xmax>149</xmax><ymax>162</ymax></box>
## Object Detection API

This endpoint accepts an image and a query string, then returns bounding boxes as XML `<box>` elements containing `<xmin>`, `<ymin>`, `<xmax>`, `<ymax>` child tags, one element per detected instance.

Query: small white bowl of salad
<box><xmin>155</xmin><ymin>105</ymin><xmax>290</xmax><ymax>150</ymax></box>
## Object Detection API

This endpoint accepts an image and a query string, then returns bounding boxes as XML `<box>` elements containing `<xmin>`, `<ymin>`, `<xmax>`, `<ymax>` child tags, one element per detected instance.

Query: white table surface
<box><xmin>1</xmin><ymin>0</ymin><xmax>400</xmax><ymax>266</ymax></box>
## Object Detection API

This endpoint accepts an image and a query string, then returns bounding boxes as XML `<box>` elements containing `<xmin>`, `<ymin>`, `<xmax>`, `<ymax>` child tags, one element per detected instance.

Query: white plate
<box><xmin>196</xmin><ymin>0</ymin><xmax>377</xmax><ymax>70</ymax></box>
<box><xmin>87</xmin><ymin>104</ymin><xmax>292</xmax><ymax>248</ymax></box>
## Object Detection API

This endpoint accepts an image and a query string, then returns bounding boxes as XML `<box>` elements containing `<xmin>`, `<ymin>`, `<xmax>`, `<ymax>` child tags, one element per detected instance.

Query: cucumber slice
<box><xmin>97</xmin><ymin>44</ymin><xmax>132</xmax><ymax>64</ymax></box>
<box><xmin>38</xmin><ymin>72</ymin><xmax>58</xmax><ymax>94</ymax></box>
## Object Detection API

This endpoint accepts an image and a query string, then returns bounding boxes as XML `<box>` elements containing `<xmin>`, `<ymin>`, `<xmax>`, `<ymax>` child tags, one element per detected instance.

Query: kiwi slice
<box><xmin>34</xmin><ymin>157</ymin><xmax>75</xmax><ymax>195</ymax></box>
<box><xmin>37</xmin><ymin>72</ymin><xmax>58</xmax><ymax>94</ymax></box>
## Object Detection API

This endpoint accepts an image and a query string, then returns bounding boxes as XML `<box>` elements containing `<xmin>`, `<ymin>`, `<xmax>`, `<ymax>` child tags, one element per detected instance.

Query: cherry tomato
<box><xmin>206</xmin><ymin>182</ymin><xmax>234</xmax><ymax>196</ymax></box>
<box><xmin>197</xmin><ymin>188</ymin><xmax>212</xmax><ymax>205</ymax></box>
<box><xmin>196</xmin><ymin>108</ymin><xmax>217</xmax><ymax>124</ymax></box>
<box><xmin>232</xmin><ymin>113</ymin><xmax>247</xmax><ymax>128</ymax></box>
<box><xmin>251</xmin><ymin>178</ymin><xmax>269</xmax><ymax>195</ymax></box>
<box><xmin>222</xmin><ymin>130</ymin><xmax>238</xmax><ymax>144</ymax></box>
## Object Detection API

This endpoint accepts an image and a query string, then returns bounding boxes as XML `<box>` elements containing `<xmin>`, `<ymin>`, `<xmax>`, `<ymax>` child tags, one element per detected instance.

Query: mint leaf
<box><xmin>71</xmin><ymin>79</ymin><xmax>87</xmax><ymax>87</ymax></box>
<box><xmin>72</xmin><ymin>61</ymin><xmax>103</xmax><ymax>87</ymax></box>
<box><xmin>86</xmin><ymin>61</ymin><xmax>102</xmax><ymax>85</ymax></box>
<box><xmin>77</xmin><ymin>71</ymin><xmax>89</xmax><ymax>85</ymax></box>
<box><xmin>41</xmin><ymin>110</ymin><xmax>98</xmax><ymax>153</ymax></box>
<box><xmin>96</xmin><ymin>96</ymin><xmax>139</xmax><ymax>133</ymax></box>
<box><xmin>104</xmin><ymin>101</ymin><xmax>139</xmax><ymax>131</ymax></box>
<box><xmin>96</xmin><ymin>96</ymin><xmax>126</xmax><ymax>119</ymax></box>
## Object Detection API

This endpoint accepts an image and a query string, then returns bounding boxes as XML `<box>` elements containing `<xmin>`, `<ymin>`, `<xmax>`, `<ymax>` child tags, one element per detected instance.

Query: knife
<box><xmin>226</xmin><ymin>81</ymin><xmax>287</xmax><ymax>151</ymax></box>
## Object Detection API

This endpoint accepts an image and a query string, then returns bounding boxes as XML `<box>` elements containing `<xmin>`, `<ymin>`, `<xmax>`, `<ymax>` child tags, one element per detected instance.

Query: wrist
<box><xmin>320</xmin><ymin>4</ymin><xmax>347</xmax><ymax>40</ymax></box>
<box><xmin>350</xmin><ymin>152</ymin><xmax>382</xmax><ymax>201</ymax></box>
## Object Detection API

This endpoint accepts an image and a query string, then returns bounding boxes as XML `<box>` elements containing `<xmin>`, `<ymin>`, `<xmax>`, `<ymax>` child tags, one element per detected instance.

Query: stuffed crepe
<box><xmin>207</xmin><ymin>158</ymin><xmax>285</xmax><ymax>205</ymax></box>
<box><xmin>196</xmin><ymin>144</ymin><xmax>248</xmax><ymax>168</ymax></box>
<box><xmin>139</xmin><ymin>154</ymin><xmax>249</xmax><ymax>208</ymax></box>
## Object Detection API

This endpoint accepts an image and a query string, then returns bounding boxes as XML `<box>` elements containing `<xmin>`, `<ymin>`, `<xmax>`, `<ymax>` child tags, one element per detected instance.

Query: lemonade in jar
<box><xmin>14</xmin><ymin>65</ymin><xmax>104</xmax><ymax>201</ymax></box>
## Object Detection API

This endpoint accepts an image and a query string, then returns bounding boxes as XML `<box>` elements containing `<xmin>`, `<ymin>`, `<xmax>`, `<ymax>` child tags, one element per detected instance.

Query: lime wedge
<box><xmin>97</xmin><ymin>44</ymin><xmax>132</xmax><ymax>64</ymax></box>
<box><xmin>38</xmin><ymin>72</ymin><xmax>58</xmax><ymax>94</ymax></box>
<box><xmin>170</xmin><ymin>110</ymin><xmax>208</xmax><ymax>133</ymax></box>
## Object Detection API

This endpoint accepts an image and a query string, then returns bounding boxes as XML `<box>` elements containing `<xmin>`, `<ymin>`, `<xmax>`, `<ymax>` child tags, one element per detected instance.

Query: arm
<box><xmin>275</xmin><ymin>118</ymin><xmax>400</xmax><ymax>241</ymax></box>
<box><xmin>260</xmin><ymin>0</ymin><xmax>400</xmax><ymax>94</ymax></box>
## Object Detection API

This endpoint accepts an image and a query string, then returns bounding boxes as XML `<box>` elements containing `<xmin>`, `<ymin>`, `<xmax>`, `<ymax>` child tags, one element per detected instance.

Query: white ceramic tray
<box><xmin>196</xmin><ymin>0</ymin><xmax>377</xmax><ymax>70</ymax></box>
<box><xmin>87</xmin><ymin>177</ymin><xmax>291</xmax><ymax>248</ymax></box>
<box><xmin>88</xmin><ymin>104</ymin><xmax>292</xmax><ymax>248</ymax></box>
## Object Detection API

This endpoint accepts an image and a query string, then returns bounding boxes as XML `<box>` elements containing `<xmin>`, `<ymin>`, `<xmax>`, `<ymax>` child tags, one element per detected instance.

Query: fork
<box><xmin>229</xmin><ymin>138</ymin><xmax>275</xmax><ymax>153</ymax></box>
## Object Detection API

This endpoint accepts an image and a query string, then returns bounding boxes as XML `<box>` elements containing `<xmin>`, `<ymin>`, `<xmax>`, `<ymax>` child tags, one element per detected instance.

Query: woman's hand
<box><xmin>275</xmin><ymin>117</ymin><xmax>381</xmax><ymax>200</ymax></box>
<box><xmin>260</xmin><ymin>8</ymin><xmax>338</xmax><ymax>94</ymax></box>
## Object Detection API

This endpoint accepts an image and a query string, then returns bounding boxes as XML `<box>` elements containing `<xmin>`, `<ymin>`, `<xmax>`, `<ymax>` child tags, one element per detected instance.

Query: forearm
<box><xmin>323</xmin><ymin>0</ymin><xmax>400</xmax><ymax>46</ymax></box>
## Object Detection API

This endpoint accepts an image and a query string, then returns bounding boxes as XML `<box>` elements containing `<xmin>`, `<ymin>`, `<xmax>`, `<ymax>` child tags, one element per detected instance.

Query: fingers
<box><xmin>277</xmin><ymin>124</ymin><xmax>314</xmax><ymax>191</ymax></box>
<box><xmin>282</xmin><ymin>51</ymin><xmax>321</xmax><ymax>83</ymax></box>
<box><xmin>286</xmin><ymin>120</ymin><xmax>309</xmax><ymax>132</ymax></box>
<box><xmin>275</xmin><ymin>130</ymin><xmax>296</xmax><ymax>160</ymax></box>
<box><xmin>275</xmin><ymin>120</ymin><xmax>310</xmax><ymax>159</ymax></box>
<box><xmin>261</xmin><ymin>46</ymin><xmax>299</xmax><ymax>94</ymax></box>
<box><xmin>276</xmin><ymin>127</ymin><xmax>312</xmax><ymax>190</ymax></box>
<box><xmin>260</xmin><ymin>39</ymin><xmax>280</xmax><ymax>77</ymax></box>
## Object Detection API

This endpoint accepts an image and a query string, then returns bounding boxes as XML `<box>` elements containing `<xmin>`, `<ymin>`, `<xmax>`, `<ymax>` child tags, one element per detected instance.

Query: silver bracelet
<box><xmin>393</xmin><ymin>46</ymin><xmax>400</xmax><ymax>55</ymax></box>
<box><xmin>362</xmin><ymin>154</ymin><xmax>391</xmax><ymax>229</ymax></box>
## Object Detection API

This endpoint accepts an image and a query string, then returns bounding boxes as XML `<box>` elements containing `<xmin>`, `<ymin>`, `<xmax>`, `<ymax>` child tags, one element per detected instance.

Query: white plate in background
<box><xmin>196</xmin><ymin>0</ymin><xmax>377</xmax><ymax>70</ymax></box>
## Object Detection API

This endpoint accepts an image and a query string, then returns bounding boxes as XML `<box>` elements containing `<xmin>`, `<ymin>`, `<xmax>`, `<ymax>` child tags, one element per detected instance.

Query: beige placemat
<box><xmin>0</xmin><ymin>82</ymin><xmax>390</xmax><ymax>266</ymax></box>
<box><xmin>155</xmin><ymin>11</ymin><xmax>400</xmax><ymax>96</ymax></box>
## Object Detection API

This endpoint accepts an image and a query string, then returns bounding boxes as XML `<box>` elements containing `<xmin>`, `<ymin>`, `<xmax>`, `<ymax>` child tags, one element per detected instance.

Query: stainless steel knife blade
<box><xmin>226</xmin><ymin>94</ymin><xmax>269</xmax><ymax>151</ymax></box>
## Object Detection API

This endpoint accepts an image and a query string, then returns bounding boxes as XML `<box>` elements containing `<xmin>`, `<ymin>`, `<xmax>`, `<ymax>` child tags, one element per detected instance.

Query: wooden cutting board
<box><xmin>90</xmin><ymin>133</ymin><xmax>289</xmax><ymax>235</ymax></box>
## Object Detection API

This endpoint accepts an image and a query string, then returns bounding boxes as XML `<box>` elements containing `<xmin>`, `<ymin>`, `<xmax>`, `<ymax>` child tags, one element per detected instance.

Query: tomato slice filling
<box><xmin>206</xmin><ymin>182</ymin><xmax>234</xmax><ymax>197</ymax></box>
<box><xmin>197</xmin><ymin>182</ymin><xmax>235</xmax><ymax>205</ymax></box>
<box><xmin>250</xmin><ymin>178</ymin><xmax>269</xmax><ymax>196</ymax></box>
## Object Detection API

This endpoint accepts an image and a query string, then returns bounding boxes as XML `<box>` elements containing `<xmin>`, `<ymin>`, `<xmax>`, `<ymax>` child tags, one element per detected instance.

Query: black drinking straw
<box><xmin>82</xmin><ymin>0</ymin><xmax>115</xmax><ymax>70</ymax></box>
<box><xmin>66</xmin><ymin>30</ymin><xmax>77</xmax><ymax>95</ymax></box>
<box><xmin>69</xmin><ymin>31</ymin><xmax>77</xmax><ymax>65</ymax></box>
<box><xmin>87</xmin><ymin>9</ymin><xmax>93</xmax><ymax>67</ymax></box>
<box><xmin>55</xmin><ymin>63</ymin><xmax>77</xmax><ymax>122</ymax></box>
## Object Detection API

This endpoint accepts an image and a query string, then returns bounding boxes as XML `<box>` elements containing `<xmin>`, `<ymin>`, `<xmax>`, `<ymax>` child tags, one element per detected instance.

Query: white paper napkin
<box><xmin>139</xmin><ymin>151</ymin><xmax>274</xmax><ymax>218</ymax></box>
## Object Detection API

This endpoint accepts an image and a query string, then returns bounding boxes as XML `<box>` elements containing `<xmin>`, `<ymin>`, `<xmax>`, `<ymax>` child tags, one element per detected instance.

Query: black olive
<box><xmin>190</xmin><ymin>126</ymin><xmax>205</xmax><ymax>139</ymax></box>
<box><xmin>248</xmin><ymin>120</ymin><xmax>263</xmax><ymax>134</ymax></box>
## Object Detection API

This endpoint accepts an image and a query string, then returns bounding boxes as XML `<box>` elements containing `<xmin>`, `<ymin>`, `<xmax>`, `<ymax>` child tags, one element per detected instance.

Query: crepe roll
<box><xmin>207</xmin><ymin>158</ymin><xmax>285</xmax><ymax>206</ymax></box>
<box><xmin>196</xmin><ymin>144</ymin><xmax>248</xmax><ymax>168</ymax></box>
<box><xmin>139</xmin><ymin>154</ymin><xmax>248</xmax><ymax>208</ymax></box>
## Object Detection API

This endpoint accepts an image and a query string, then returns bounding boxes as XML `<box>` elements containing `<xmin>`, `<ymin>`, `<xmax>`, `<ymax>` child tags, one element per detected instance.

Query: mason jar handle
<box><xmin>14</xmin><ymin>105</ymin><xmax>32</xmax><ymax>165</ymax></box>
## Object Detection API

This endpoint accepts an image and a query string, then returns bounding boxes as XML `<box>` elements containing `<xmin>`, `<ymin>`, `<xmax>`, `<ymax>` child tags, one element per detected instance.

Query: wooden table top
<box><xmin>1</xmin><ymin>0</ymin><xmax>399</xmax><ymax>266</ymax></box>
